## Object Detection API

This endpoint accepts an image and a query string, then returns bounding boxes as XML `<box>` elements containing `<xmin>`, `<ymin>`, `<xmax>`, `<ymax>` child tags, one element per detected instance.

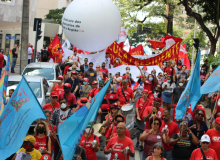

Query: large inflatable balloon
<box><xmin>62</xmin><ymin>0</ymin><xmax>121</xmax><ymax>52</ymax></box>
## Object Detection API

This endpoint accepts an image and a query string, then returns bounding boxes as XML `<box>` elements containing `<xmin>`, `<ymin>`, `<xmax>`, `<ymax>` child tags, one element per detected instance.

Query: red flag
<box><xmin>148</xmin><ymin>40</ymin><xmax>166</xmax><ymax>49</ymax></box>
<box><xmin>48</xmin><ymin>34</ymin><xmax>63</xmax><ymax>62</ymax></box>
<box><xmin>178</xmin><ymin>43</ymin><xmax>190</xmax><ymax>70</ymax></box>
<box><xmin>78</xmin><ymin>49</ymin><xmax>85</xmax><ymax>54</ymax></box>
<box><xmin>128</xmin><ymin>45</ymin><xmax>145</xmax><ymax>55</ymax></box>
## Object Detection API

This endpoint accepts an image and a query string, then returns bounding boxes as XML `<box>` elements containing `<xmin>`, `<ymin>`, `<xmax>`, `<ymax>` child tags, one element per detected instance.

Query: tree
<box><xmin>45</xmin><ymin>7</ymin><xmax>66</xmax><ymax>25</ymax></box>
<box><xmin>178</xmin><ymin>0</ymin><xmax>220</xmax><ymax>56</ymax></box>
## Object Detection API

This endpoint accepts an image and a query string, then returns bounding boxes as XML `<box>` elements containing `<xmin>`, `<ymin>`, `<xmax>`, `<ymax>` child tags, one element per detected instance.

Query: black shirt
<box><xmin>65</xmin><ymin>78</ymin><xmax>79</xmax><ymax>94</ymax></box>
<box><xmin>173</xmin><ymin>87</ymin><xmax>185</xmax><ymax>104</ymax></box>
<box><xmin>12</xmin><ymin>48</ymin><xmax>17</xmax><ymax>58</ymax></box>
<box><xmin>171</xmin><ymin>133</ymin><xmax>193</xmax><ymax>159</ymax></box>
<box><xmin>41</xmin><ymin>50</ymin><xmax>49</xmax><ymax>62</ymax></box>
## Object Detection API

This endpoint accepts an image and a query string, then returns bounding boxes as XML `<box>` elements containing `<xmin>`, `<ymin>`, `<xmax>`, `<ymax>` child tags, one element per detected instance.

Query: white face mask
<box><xmin>61</xmin><ymin>103</ymin><xmax>67</xmax><ymax>109</ymax></box>
<box><xmin>149</xmin><ymin>77</ymin><xmax>153</xmax><ymax>81</ymax></box>
<box><xmin>179</xmin><ymin>83</ymin><xmax>183</xmax><ymax>87</ymax></box>
<box><xmin>163</xmin><ymin>63</ymin><xmax>166</xmax><ymax>65</ymax></box>
<box><xmin>126</xmin><ymin>70</ymin><xmax>130</xmax><ymax>73</ymax></box>
<box><xmin>85</xmin><ymin>128</ymin><xmax>92</xmax><ymax>133</ymax></box>
<box><xmin>143</xmin><ymin>70</ymin><xmax>146</xmax><ymax>73</ymax></box>
<box><xmin>116</xmin><ymin>60</ymin><xmax>119</xmax><ymax>63</ymax></box>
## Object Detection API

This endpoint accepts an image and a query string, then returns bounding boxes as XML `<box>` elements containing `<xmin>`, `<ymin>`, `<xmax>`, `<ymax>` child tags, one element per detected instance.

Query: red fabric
<box><xmin>128</xmin><ymin>45</ymin><xmax>145</xmax><ymax>55</ymax></box>
<box><xmin>71</xmin><ymin>55</ymin><xmax>80</xmax><ymax>62</ymax></box>
<box><xmin>142</xmin><ymin>106</ymin><xmax>164</xmax><ymax>130</ymax></box>
<box><xmin>149</xmin><ymin>40</ymin><xmax>166</xmax><ymax>49</ymax></box>
<box><xmin>54</xmin><ymin>85</ymin><xmax>64</xmax><ymax>96</ymax></box>
<box><xmin>105</xmin><ymin>136</ymin><xmax>134</xmax><ymax>160</ymax></box>
<box><xmin>59</xmin><ymin>93</ymin><xmax>76</xmax><ymax>105</ymax></box>
<box><xmin>100</xmin><ymin>68</ymin><xmax>109</xmax><ymax>81</ymax></box>
<box><xmin>206</xmin><ymin>129</ymin><xmax>220</xmax><ymax>160</ymax></box>
<box><xmin>0</xmin><ymin>54</ymin><xmax>4</xmax><ymax>67</ymax></box>
<box><xmin>48</xmin><ymin>125</ymin><xmax>57</xmax><ymax>150</ymax></box>
<box><xmin>163</xmin><ymin>66</ymin><xmax>175</xmax><ymax>76</ymax></box>
<box><xmin>31</xmin><ymin>48</ymin><xmax>34</xmax><ymax>58</ymax></box>
<box><xmin>54</xmin><ymin>52</ymin><xmax>62</xmax><ymax>63</ymax></box>
<box><xmin>100</xmin><ymin>92</ymin><xmax>118</xmax><ymax>110</ymax></box>
<box><xmin>200</xmin><ymin>73</ymin><xmax>207</xmax><ymax>85</ymax></box>
<box><xmin>64</xmin><ymin>65</ymin><xmax>70</xmax><ymax>74</ymax></box>
<box><xmin>178</xmin><ymin>43</ymin><xmax>190</xmax><ymax>70</ymax></box>
<box><xmin>34</xmin><ymin>136</ymin><xmax>47</xmax><ymax>152</ymax></box>
<box><xmin>42</xmin><ymin>102</ymin><xmax>60</xmax><ymax>115</ymax></box>
<box><xmin>188</xmin><ymin>105</ymin><xmax>206</xmax><ymax>119</ymax></box>
<box><xmin>144</xmin><ymin>81</ymin><xmax>154</xmax><ymax>92</ymax></box>
<box><xmin>148</xmin><ymin>93</ymin><xmax>163</xmax><ymax>105</ymax></box>
<box><xmin>119</xmin><ymin>82</ymin><xmax>132</xmax><ymax>88</ymax></box>
<box><xmin>160</xmin><ymin>121</ymin><xmax>179</xmax><ymax>151</ymax></box>
<box><xmin>89</xmin><ymin>88</ymin><xmax>98</xmax><ymax>98</ymax></box>
<box><xmin>135</xmin><ymin>98</ymin><xmax>151</xmax><ymax>121</ymax></box>
<box><xmin>214</xmin><ymin>94</ymin><xmax>220</xmax><ymax>113</ymax></box>
<box><xmin>105</xmin><ymin>124</ymin><xmax>131</xmax><ymax>139</ymax></box>
<box><xmin>80</xmin><ymin>133</ymin><xmax>100</xmax><ymax>160</ymax></box>
<box><xmin>190</xmin><ymin>148</ymin><xmax>218</xmax><ymax>160</ymax></box>
<box><xmin>48</xmin><ymin>34</ymin><xmax>64</xmax><ymax>60</ymax></box>
<box><xmin>173</xmin><ymin>103</ymin><xmax>177</xmax><ymax>122</ymax></box>
<box><xmin>116</xmin><ymin>87</ymin><xmax>134</xmax><ymax>106</ymax></box>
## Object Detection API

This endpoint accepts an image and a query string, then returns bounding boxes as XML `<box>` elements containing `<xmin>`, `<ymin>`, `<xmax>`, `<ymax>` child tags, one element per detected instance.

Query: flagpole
<box><xmin>212</xmin><ymin>89</ymin><xmax>220</xmax><ymax>118</ymax></box>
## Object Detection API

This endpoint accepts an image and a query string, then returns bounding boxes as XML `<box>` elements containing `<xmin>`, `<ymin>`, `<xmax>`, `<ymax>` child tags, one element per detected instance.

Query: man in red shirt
<box><xmin>206</xmin><ymin>117</ymin><xmax>220</xmax><ymax>160</ymax></box>
<box><xmin>100</xmin><ymin>62</ymin><xmax>109</xmax><ymax>81</ymax></box>
<box><xmin>51</xmin><ymin>75</ymin><xmax>64</xmax><ymax>102</ymax></box>
<box><xmin>0</xmin><ymin>50</ymin><xmax>4</xmax><ymax>78</ymax></box>
<box><xmin>116</xmin><ymin>80</ymin><xmax>134</xmax><ymax>106</ymax></box>
<box><xmin>104</xmin><ymin>122</ymin><xmax>135</xmax><ymax>160</ymax></box>
<box><xmin>59</xmin><ymin>83</ymin><xmax>77</xmax><ymax>111</ymax></box>
<box><xmin>43</xmin><ymin>92</ymin><xmax>60</xmax><ymax>115</ymax></box>
<box><xmin>142</xmin><ymin>97</ymin><xmax>164</xmax><ymax>130</ymax></box>
<box><xmin>163</xmin><ymin>60</ymin><xmax>175</xmax><ymax>81</ymax></box>
<box><xmin>160</xmin><ymin>110</ymin><xmax>179</xmax><ymax>160</ymax></box>
<box><xmin>63</xmin><ymin>60</ymin><xmax>73</xmax><ymax>80</ymax></box>
<box><xmin>88</xmin><ymin>81</ymin><xmax>98</xmax><ymax>99</ymax></box>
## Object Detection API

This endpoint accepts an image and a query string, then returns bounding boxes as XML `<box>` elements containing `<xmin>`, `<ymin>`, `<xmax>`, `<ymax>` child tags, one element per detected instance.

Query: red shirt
<box><xmin>100</xmin><ymin>68</ymin><xmax>109</xmax><ymax>81</ymax></box>
<box><xmin>188</xmin><ymin>105</ymin><xmax>206</xmax><ymax>119</ymax></box>
<box><xmin>0</xmin><ymin>54</ymin><xmax>4</xmax><ymax>67</ymax></box>
<box><xmin>80</xmin><ymin>133</ymin><xmax>100</xmax><ymax>160</ymax></box>
<box><xmin>100</xmin><ymin>92</ymin><xmax>119</xmax><ymax>110</ymax></box>
<box><xmin>160</xmin><ymin>121</ymin><xmax>179</xmax><ymax>151</ymax></box>
<box><xmin>55</xmin><ymin>52</ymin><xmax>62</xmax><ymax>63</ymax></box>
<box><xmin>59</xmin><ymin>93</ymin><xmax>76</xmax><ymax>105</ymax></box>
<box><xmin>190</xmin><ymin>148</ymin><xmax>218</xmax><ymax>160</ymax></box>
<box><xmin>148</xmin><ymin>93</ymin><xmax>163</xmax><ymax>105</ymax></box>
<box><xmin>144</xmin><ymin>80</ymin><xmax>154</xmax><ymax>92</ymax></box>
<box><xmin>105</xmin><ymin>124</ymin><xmax>131</xmax><ymax>139</ymax></box>
<box><xmin>105</xmin><ymin>136</ymin><xmax>135</xmax><ymax>160</ymax></box>
<box><xmin>89</xmin><ymin>88</ymin><xmax>98</xmax><ymax>98</ymax></box>
<box><xmin>214</xmin><ymin>94</ymin><xmax>220</xmax><ymax>113</ymax></box>
<box><xmin>48</xmin><ymin>125</ymin><xmax>57</xmax><ymax>150</ymax></box>
<box><xmin>163</xmin><ymin>66</ymin><xmax>175</xmax><ymax>76</ymax></box>
<box><xmin>135</xmin><ymin>98</ymin><xmax>151</xmax><ymax>121</ymax></box>
<box><xmin>43</xmin><ymin>102</ymin><xmax>60</xmax><ymax>115</ymax></box>
<box><xmin>64</xmin><ymin>65</ymin><xmax>70</xmax><ymax>74</ymax></box>
<box><xmin>206</xmin><ymin>129</ymin><xmax>220</xmax><ymax>160</ymax></box>
<box><xmin>34</xmin><ymin>136</ymin><xmax>47</xmax><ymax>152</ymax></box>
<box><xmin>142</xmin><ymin>106</ymin><xmax>164</xmax><ymax>130</ymax></box>
<box><xmin>54</xmin><ymin>85</ymin><xmax>64</xmax><ymax>95</ymax></box>
<box><xmin>116</xmin><ymin>87</ymin><xmax>134</xmax><ymax>106</ymax></box>
<box><xmin>200</xmin><ymin>73</ymin><xmax>207</xmax><ymax>85</ymax></box>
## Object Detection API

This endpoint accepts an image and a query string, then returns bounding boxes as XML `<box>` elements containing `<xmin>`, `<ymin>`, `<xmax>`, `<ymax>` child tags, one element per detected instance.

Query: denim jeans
<box><xmin>0</xmin><ymin>67</ymin><xmax>2</xmax><ymax>78</ymax></box>
<box><xmin>11</xmin><ymin>58</ymin><xmax>17</xmax><ymax>72</ymax></box>
<box><xmin>164</xmin><ymin>149</ymin><xmax>173</xmax><ymax>160</ymax></box>
<box><xmin>142</xmin><ymin>153</ymin><xmax>149</xmax><ymax>160</ymax></box>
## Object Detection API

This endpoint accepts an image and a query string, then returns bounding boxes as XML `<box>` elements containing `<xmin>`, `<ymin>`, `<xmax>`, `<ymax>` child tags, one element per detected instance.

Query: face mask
<box><xmin>116</xmin><ymin>60</ymin><xmax>119</xmax><ymax>63</ymax></box>
<box><xmin>61</xmin><ymin>103</ymin><xmax>67</xmax><ymax>110</ymax></box>
<box><xmin>178</xmin><ymin>62</ymin><xmax>182</xmax><ymax>65</ymax></box>
<box><xmin>83</xmin><ymin>81</ymin><xmax>87</xmax><ymax>85</ymax></box>
<box><xmin>23</xmin><ymin>144</ymin><xmax>30</xmax><ymax>150</ymax></box>
<box><xmin>149</xmin><ymin>77</ymin><xmax>153</xmax><ymax>81</ymax></box>
<box><xmin>163</xmin><ymin>63</ymin><xmax>166</xmax><ymax>65</ymax></box>
<box><xmin>152</xmin><ymin>74</ymin><xmax>154</xmax><ymax>76</ymax></box>
<box><xmin>85</xmin><ymin>128</ymin><xmax>92</xmax><ymax>133</ymax></box>
<box><xmin>167</xmin><ymin>80</ymin><xmax>171</xmax><ymax>82</ymax></box>
<box><xmin>143</xmin><ymin>70</ymin><xmax>146</xmax><ymax>73</ymax></box>
<box><xmin>37</xmin><ymin>126</ymin><xmax>45</xmax><ymax>134</ymax></box>
<box><xmin>201</xmin><ymin>70</ymin><xmax>204</xmax><ymax>73</ymax></box>
<box><xmin>179</xmin><ymin>83</ymin><xmax>183</xmax><ymax>87</ymax></box>
<box><xmin>126</xmin><ymin>70</ymin><xmax>130</xmax><ymax>73</ymax></box>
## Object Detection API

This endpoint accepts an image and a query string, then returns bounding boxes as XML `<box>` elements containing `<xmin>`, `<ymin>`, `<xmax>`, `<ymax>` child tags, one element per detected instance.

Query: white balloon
<box><xmin>62</xmin><ymin>0</ymin><xmax>122</xmax><ymax>52</ymax></box>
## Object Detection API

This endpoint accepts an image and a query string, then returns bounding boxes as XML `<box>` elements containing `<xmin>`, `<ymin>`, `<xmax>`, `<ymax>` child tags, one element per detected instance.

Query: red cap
<box><xmin>73</xmin><ymin>46</ymin><xmax>77</xmax><ymax>51</ymax></box>
<box><xmin>40</xmin><ymin>154</ymin><xmax>51</xmax><ymax>160</ymax></box>
<box><xmin>92</xmin><ymin>81</ymin><xmax>98</xmax><ymax>84</ymax></box>
<box><xmin>30</xmin><ymin>45</ymin><xmax>33</xmax><ymax>47</ymax></box>
<box><xmin>215</xmin><ymin>117</ymin><xmax>220</xmax><ymax>124</ymax></box>
<box><xmin>78</xmin><ymin>97</ymin><xmax>89</xmax><ymax>106</ymax></box>
<box><xmin>142</xmin><ymin>89</ymin><xmax>148</xmax><ymax>93</ymax></box>
<box><xmin>58</xmin><ymin>75</ymin><xmax>64</xmax><ymax>80</ymax></box>
<box><xmin>83</xmin><ymin>78</ymin><xmax>89</xmax><ymax>82</ymax></box>
<box><xmin>50</xmin><ymin>91</ymin><xmax>58</xmax><ymax>97</ymax></box>
<box><xmin>153</xmin><ymin>97</ymin><xmax>161</xmax><ymax>104</ymax></box>
<box><xmin>64</xmin><ymin>83</ymin><xmax>71</xmax><ymax>88</ymax></box>
<box><xmin>124</xmin><ymin>75</ymin><xmax>129</xmax><ymax>80</ymax></box>
<box><xmin>41</xmin><ymin>49</ymin><xmax>43</xmax><ymax>51</ymax></box>
<box><xmin>140</xmin><ymin>75</ymin><xmax>143</xmax><ymax>78</ymax></box>
<box><xmin>110</xmin><ymin>103</ymin><xmax>120</xmax><ymax>109</ymax></box>
<box><xmin>143</xmin><ymin>66</ymin><xmax>147</xmax><ymax>70</ymax></box>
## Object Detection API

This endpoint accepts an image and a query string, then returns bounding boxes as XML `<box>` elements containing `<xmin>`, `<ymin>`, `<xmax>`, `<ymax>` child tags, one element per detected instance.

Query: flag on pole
<box><xmin>148</xmin><ymin>40</ymin><xmax>165</xmax><ymax>49</ymax></box>
<box><xmin>48</xmin><ymin>34</ymin><xmax>63</xmax><ymax>63</ymax></box>
<box><xmin>178</xmin><ymin>43</ymin><xmax>191</xmax><ymax>70</ymax></box>
<box><xmin>175</xmin><ymin>50</ymin><xmax>201</xmax><ymax>119</ymax></box>
<box><xmin>58</xmin><ymin>79</ymin><xmax>111</xmax><ymax>160</ymax></box>
<box><xmin>0</xmin><ymin>75</ymin><xmax>47</xmax><ymax>160</ymax></box>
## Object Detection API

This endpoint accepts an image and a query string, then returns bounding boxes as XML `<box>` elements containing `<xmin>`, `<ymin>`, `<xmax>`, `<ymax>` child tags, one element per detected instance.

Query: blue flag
<box><xmin>175</xmin><ymin>50</ymin><xmax>201</xmax><ymax>119</ymax></box>
<box><xmin>201</xmin><ymin>65</ymin><xmax>220</xmax><ymax>94</ymax></box>
<box><xmin>144</xmin><ymin>45</ymin><xmax>152</xmax><ymax>55</ymax></box>
<box><xmin>0</xmin><ymin>75</ymin><xmax>47</xmax><ymax>160</ymax></box>
<box><xmin>58</xmin><ymin>79</ymin><xmax>111</xmax><ymax>160</ymax></box>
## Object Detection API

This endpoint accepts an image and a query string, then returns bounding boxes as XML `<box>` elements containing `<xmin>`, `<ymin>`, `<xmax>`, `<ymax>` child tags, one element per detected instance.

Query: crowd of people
<box><xmin>11</xmin><ymin>49</ymin><xmax>220</xmax><ymax>160</ymax></box>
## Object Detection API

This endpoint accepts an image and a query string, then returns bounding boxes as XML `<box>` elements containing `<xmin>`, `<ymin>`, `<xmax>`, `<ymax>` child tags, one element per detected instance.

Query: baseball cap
<box><xmin>92</xmin><ymin>81</ymin><xmax>98</xmax><ymax>85</ymax></box>
<box><xmin>40</xmin><ymin>154</ymin><xmax>51</xmax><ymax>160</ymax></box>
<box><xmin>83</xmin><ymin>78</ymin><xmax>89</xmax><ymax>82</ymax></box>
<box><xmin>50</xmin><ymin>91</ymin><xmax>58</xmax><ymax>97</ymax></box>
<box><xmin>24</xmin><ymin>135</ymin><xmax>36</xmax><ymax>145</ymax></box>
<box><xmin>87</xmin><ymin>122</ymin><xmax>93</xmax><ymax>128</ymax></box>
<box><xmin>58</xmin><ymin>75</ymin><xmax>64</xmax><ymax>80</ymax></box>
<box><xmin>143</xmin><ymin>66</ymin><xmax>147</xmax><ymax>70</ymax></box>
<box><xmin>41</xmin><ymin>49</ymin><xmax>43</xmax><ymax>51</ymax></box>
<box><xmin>215</xmin><ymin>117</ymin><xmax>220</xmax><ymax>124</ymax></box>
<box><xmin>142</xmin><ymin>89</ymin><xmax>148</xmax><ymax>93</ymax></box>
<box><xmin>64</xmin><ymin>83</ymin><xmax>71</xmax><ymax>88</ymax></box>
<box><xmin>99</xmin><ymin>80</ymin><xmax>105</xmax><ymax>85</ymax></box>
<box><xmin>30</xmin><ymin>44</ymin><xmax>33</xmax><ymax>47</ymax></box>
<box><xmin>201</xmin><ymin>134</ymin><xmax>210</xmax><ymax>143</ymax></box>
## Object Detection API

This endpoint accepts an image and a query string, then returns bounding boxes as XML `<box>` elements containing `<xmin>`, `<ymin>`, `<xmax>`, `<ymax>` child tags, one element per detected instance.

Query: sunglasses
<box><xmin>154</xmin><ymin>123</ymin><xmax>160</xmax><ymax>125</ymax></box>
<box><xmin>198</xmin><ymin>113</ymin><xmax>204</xmax><ymax>117</ymax></box>
<box><xmin>58</xmin><ymin>78</ymin><xmax>63</xmax><ymax>80</ymax></box>
<box><xmin>201</xmin><ymin>142</ymin><xmax>209</xmax><ymax>144</ymax></box>
<box><xmin>51</xmin><ymin>96</ymin><xmax>58</xmax><ymax>99</ymax></box>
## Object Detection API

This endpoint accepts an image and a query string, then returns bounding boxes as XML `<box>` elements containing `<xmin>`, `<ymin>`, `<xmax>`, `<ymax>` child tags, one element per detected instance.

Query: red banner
<box><xmin>149</xmin><ymin>40</ymin><xmax>166</xmax><ymax>49</ymax></box>
<box><xmin>128</xmin><ymin>45</ymin><xmax>145</xmax><ymax>55</ymax></box>
<box><xmin>48</xmin><ymin>34</ymin><xmax>63</xmax><ymax>62</ymax></box>
<box><xmin>107</xmin><ymin>41</ymin><xmax>181</xmax><ymax>66</ymax></box>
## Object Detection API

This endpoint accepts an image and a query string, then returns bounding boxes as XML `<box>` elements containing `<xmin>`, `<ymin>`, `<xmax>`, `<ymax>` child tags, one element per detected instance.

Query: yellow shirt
<box><xmin>18</xmin><ymin>148</ymin><xmax>42</xmax><ymax>160</ymax></box>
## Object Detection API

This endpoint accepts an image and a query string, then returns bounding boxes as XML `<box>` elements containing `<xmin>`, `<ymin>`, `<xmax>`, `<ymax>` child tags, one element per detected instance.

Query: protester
<box><xmin>114</xmin><ymin>58</ymin><xmax>121</xmax><ymax>68</ymax></box>
<box><xmin>65</xmin><ymin>71</ymin><xmax>79</xmax><ymax>98</ymax></box>
<box><xmin>51</xmin><ymin>75</ymin><xmax>64</xmax><ymax>98</ymax></box>
<box><xmin>80</xmin><ymin>78</ymin><xmax>91</xmax><ymax>98</ymax></box>
<box><xmin>188</xmin><ymin>102</ymin><xmax>207</xmax><ymax>122</ymax></box>
<box><xmin>200</xmin><ymin>66</ymin><xmax>207</xmax><ymax>86</ymax></box>
<box><xmin>104</xmin><ymin>122</ymin><xmax>135</xmax><ymax>160</ymax></box>
<box><xmin>157</xmin><ymin>72</ymin><xmax>163</xmax><ymax>85</ymax></box>
<box><xmin>11</xmin><ymin>44</ymin><xmax>18</xmax><ymax>73</ymax></box>
<box><xmin>43</xmin><ymin>92</ymin><xmax>60</xmax><ymax>115</ymax></box>
<box><xmin>100</xmin><ymin>62</ymin><xmax>109</xmax><ymax>81</ymax></box>
<box><xmin>163</xmin><ymin>60</ymin><xmax>175</xmax><ymax>81</ymax></box>
<box><xmin>71</xmin><ymin>46</ymin><xmax>81</xmax><ymax>66</ymax></box>
<box><xmin>124</xmin><ymin>66</ymin><xmax>134</xmax><ymax>83</ymax></box>
<box><xmin>12</xmin><ymin>135</ymin><xmax>42</xmax><ymax>160</ymax></box>
<box><xmin>145</xmin><ymin>142</ymin><xmax>167</xmax><ymax>160</ymax></box>
<box><xmin>120</xmin><ymin>74</ymin><xmax>132</xmax><ymax>88</ymax></box>
<box><xmin>40</xmin><ymin>46</ymin><xmax>49</xmax><ymax>62</ymax></box>
<box><xmin>148</xmin><ymin>84</ymin><xmax>163</xmax><ymax>105</ymax></box>
<box><xmin>140</xmin><ymin>117</ymin><xmax>169</xmax><ymax>160</ymax></box>
<box><xmin>88</xmin><ymin>81</ymin><xmax>98</xmax><ymax>99</ymax></box>
<box><xmin>90</xmin><ymin>80</ymin><xmax>105</xmax><ymax>98</ymax></box>
<box><xmin>28</xmin><ymin>44</ymin><xmax>33</xmax><ymax>64</ymax></box>
<box><xmin>96</xmin><ymin>64</ymin><xmax>103</xmax><ymax>81</ymax></box>
<box><xmin>80</xmin><ymin>58</ymin><xmax>89</xmax><ymax>73</ymax></box>
<box><xmin>170</xmin><ymin>122</ymin><xmax>199</xmax><ymax>160</ymax></box>
<box><xmin>133</xmin><ymin>75</ymin><xmax>146</xmax><ymax>100</ymax></box>
<box><xmin>177</xmin><ymin>60</ymin><xmax>182</xmax><ymax>71</ymax></box>
<box><xmin>209</xmin><ymin>111</ymin><xmax>220</xmax><ymax>129</ymax></box>
<box><xmin>113</xmin><ymin>72</ymin><xmax>122</xmax><ymax>90</ymax></box>
<box><xmin>190</xmin><ymin>134</ymin><xmax>218</xmax><ymax>160</ymax></box>
<box><xmin>171</xmin><ymin>61</ymin><xmax>178</xmax><ymax>74</ymax></box>
<box><xmin>34</xmin><ymin>121</ymin><xmax>51</xmax><ymax>155</ymax></box>
<box><xmin>63</xmin><ymin>59</ymin><xmax>73</xmax><ymax>79</ymax></box>
<box><xmin>85</xmin><ymin>62</ymin><xmax>97</xmax><ymax>86</ymax></box>
<box><xmin>105</xmin><ymin>52</ymin><xmax>111</xmax><ymax>69</ymax></box>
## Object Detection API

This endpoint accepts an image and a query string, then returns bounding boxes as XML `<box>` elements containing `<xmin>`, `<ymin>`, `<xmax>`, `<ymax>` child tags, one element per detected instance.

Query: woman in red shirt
<box><xmin>51</xmin><ymin>75</ymin><xmax>64</xmax><ymax>101</ymax></box>
<box><xmin>145</xmin><ymin>142</ymin><xmax>167</xmax><ymax>160</ymax></box>
<box><xmin>34</xmin><ymin>121</ymin><xmax>51</xmax><ymax>155</ymax></box>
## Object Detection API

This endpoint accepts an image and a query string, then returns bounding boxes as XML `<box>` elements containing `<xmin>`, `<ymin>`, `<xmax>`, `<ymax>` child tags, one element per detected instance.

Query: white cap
<box><xmin>201</xmin><ymin>134</ymin><xmax>210</xmax><ymax>143</ymax></box>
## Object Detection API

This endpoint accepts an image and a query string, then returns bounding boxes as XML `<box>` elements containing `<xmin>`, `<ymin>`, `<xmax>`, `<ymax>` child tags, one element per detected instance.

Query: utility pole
<box><xmin>20</xmin><ymin>0</ymin><xmax>29</xmax><ymax>74</ymax></box>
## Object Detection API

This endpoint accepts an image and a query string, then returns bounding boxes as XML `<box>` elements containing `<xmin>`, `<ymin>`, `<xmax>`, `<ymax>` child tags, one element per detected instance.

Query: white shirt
<box><xmin>162</xmin><ymin>82</ymin><xmax>176</xmax><ymax>93</ymax></box>
<box><xmin>28</xmin><ymin>47</ymin><xmax>33</xmax><ymax>59</ymax></box>
<box><xmin>57</xmin><ymin>109</ymin><xmax>69</xmax><ymax>134</ymax></box>
<box><xmin>105</xmin><ymin>57</ymin><xmax>111</xmax><ymax>69</ymax></box>
<box><xmin>71</xmin><ymin>54</ymin><xmax>79</xmax><ymax>61</ymax></box>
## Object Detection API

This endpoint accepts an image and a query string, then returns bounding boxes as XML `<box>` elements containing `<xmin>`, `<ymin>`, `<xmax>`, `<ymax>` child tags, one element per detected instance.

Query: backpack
<box><xmin>41</xmin><ymin>50</ymin><xmax>49</xmax><ymax>61</ymax></box>
<box><xmin>164</xmin><ymin>66</ymin><xmax>174</xmax><ymax>75</ymax></box>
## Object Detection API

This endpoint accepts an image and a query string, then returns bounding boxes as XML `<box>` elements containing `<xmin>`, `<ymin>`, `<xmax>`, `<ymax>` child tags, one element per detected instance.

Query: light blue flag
<box><xmin>0</xmin><ymin>75</ymin><xmax>47</xmax><ymax>160</ymax></box>
<box><xmin>201</xmin><ymin>65</ymin><xmax>220</xmax><ymax>94</ymax></box>
<box><xmin>58</xmin><ymin>79</ymin><xmax>111</xmax><ymax>160</ymax></box>
<box><xmin>144</xmin><ymin>45</ymin><xmax>152</xmax><ymax>55</ymax></box>
<box><xmin>175</xmin><ymin>50</ymin><xmax>201</xmax><ymax>119</ymax></box>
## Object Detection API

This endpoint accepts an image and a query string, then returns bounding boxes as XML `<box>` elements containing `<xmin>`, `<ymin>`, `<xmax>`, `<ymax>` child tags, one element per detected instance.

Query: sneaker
<box><xmin>139</xmin><ymin>146</ymin><xmax>143</xmax><ymax>151</ymax></box>
<box><xmin>136</xmin><ymin>142</ymin><xmax>140</xmax><ymax>148</ymax></box>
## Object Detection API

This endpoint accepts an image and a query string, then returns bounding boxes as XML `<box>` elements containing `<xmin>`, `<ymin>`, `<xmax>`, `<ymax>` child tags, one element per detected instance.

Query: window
<box><xmin>0</xmin><ymin>34</ymin><xmax>2</xmax><ymax>49</ymax></box>
<box><xmin>23</xmin><ymin>68</ymin><xmax>54</xmax><ymax>80</ymax></box>
<box><xmin>5</xmin><ymin>34</ymin><xmax>11</xmax><ymax>54</ymax></box>
<box><xmin>14</xmin><ymin>34</ymin><xmax>20</xmax><ymax>46</ymax></box>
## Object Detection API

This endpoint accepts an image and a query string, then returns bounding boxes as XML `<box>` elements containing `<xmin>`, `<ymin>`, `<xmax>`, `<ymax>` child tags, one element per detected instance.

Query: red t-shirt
<box><xmin>214</xmin><ymin>94</ymin><xmax>220</xmax><ymax>113</ymax></box>
<box><xmin>160</xmin><ymin>121</ymin><xmax>179</xmax><ymax>151</ymax></box>
<box><xmin>116</xmin><ymin>87</ymin><xmax>134</xmax><ymax>106</ymax></box>
<box><xmin>142</xmin><ymin>106</ymin><xmax>164</xmax><ymax>130</ymax></box>
<box><xmin>54</xmin><ymin>85</ymin><xmax>64</xmax><ymax>95</ymax></box>
<box><xmin>54</xmin><ymin>52</ymin><xmax>62</xmax><ymax>63</ymax></box>
<box><xmin>206</xmin><ymin>129</ymin><xmax>220</xmax><ymax>160</ymax></box>
<box><xmin>135</xmin><ymin>98</ymin><xmax>151</xmax><ymax>121</ymax></box>
<box><xmin>0</xmin><ymin>54</ymin><xmax>4</xmax><ymax>68</ymax></box>
<box><xmin>48</xmin><ymin>125</ymin><xmax>57</xmax><ymax>150</ymax></box>
<box><xmin>80</xmin><ymin>133</ymin><xmax>100</xmax><ymax>160</ymax></box>
<box><xmin>89</xmin><ymin>88</ymin><xmax>99</xmax><ymax>98</ymax></box>
<box><xmin>190</xmin><ymin>148</ymin><xmax>218</xmax><ymax>160</ymax></box>
<box><xmin>100</xmin><ymin>92</ymin><xmax>119</xmax><ymax>110</ymax></box>
<box><xmin>34</xmin><ymin>136</ymin><xmax>47</xmax><ymax>152</ymax></box>
<box><xmin>64</xmin><ymin>65</ymin><xmax>70</xmax><ymax>74</ymax></box>
<box><xmin>105</xmin><ymin>124</ymin><xmax>131</xmax><ymax>139</ymax></box>
<box><xmin>163</xmin><ymin>66</ymin><xmax>175</xmax><ymax>76</ymax></box>
<box><xmin>105</xmin><ymin>136</ymin><xmax>135</xmax><ymax>160</ymax></box>
<box><xmin>100</xmin><ymin>68</ymin><xmax>109</xmax><ymax>81</ymax></box>
<box><xmin>148</xmin><ymin>93</ymin><xmax>163</xmax><ymax>105</ymax></box>
<box><xmin>59</xmin><ymin>93</ymin><xmax>76</xmax><ymax>105</ymax></box>
<box><xmin>188</xmin><ymin>105</ymin><xmax>206</xmax><ymax>119</ymax></box>
<box><xmin>43</xmin><ymin>102</ymin><xmax>60</xmax><ymax>115</ymax></box>
<box><xmin>200</xmin><ymin>73</ymin><xmax>207</xmax><ymax>85</ymax></box>
<box><xmin>144</xmin><ymin>80</ymin><xmax>154</xmax><ymax>92</ymax></box>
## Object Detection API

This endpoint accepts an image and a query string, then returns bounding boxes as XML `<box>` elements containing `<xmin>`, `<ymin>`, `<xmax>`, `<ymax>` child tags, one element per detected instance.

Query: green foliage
<box><xmin>205</xmin><ymin>52</ymin><xmax>220</xmax><ymax>67</ymax></box>
<box><xmin>128</xmin><ymin>33</ymin><xmax>146</xmax><ymax>47</ymax></box>
<box><xmin>45</xmin><ymin>7</ymin><xmax>66</xmax><ymax>25</ymax></box>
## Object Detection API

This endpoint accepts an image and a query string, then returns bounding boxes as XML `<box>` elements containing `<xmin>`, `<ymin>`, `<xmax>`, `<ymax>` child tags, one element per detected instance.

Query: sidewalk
<box><xmin>9</xmin><ymin>65</ymin><xmax>21</xmax><ymax>76</ymax></box>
